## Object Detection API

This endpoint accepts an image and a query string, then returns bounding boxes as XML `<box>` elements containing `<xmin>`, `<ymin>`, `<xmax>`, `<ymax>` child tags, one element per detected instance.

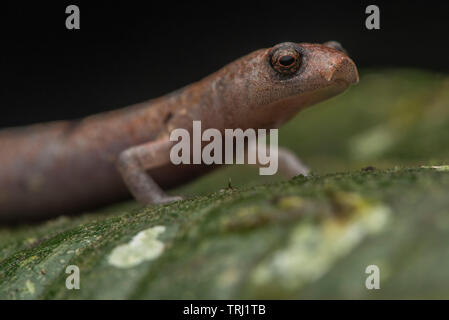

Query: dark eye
<box><xmin>279</xmin><ymin>55</ymin><xmax>295</xmax><ymax>67</ymax></box>
<box><xmin>270</xmin><ymin>47</ymin><xmax>301</xmax><ymax>76</ymax></box>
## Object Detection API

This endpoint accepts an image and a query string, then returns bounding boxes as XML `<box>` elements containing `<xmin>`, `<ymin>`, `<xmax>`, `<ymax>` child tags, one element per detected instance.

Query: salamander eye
<box><xmin>271</xmin><ymin>48</ymin><xmax>301</xmax><ymax>76</ymax></box>
<box><xmin>279</xmin><ymin>55</ymin><xmax>295</xmax><ymax>67</ymax></box>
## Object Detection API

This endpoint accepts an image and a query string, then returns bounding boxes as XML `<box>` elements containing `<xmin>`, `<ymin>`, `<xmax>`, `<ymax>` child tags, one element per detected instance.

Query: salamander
<box><xmin>0</xmin><ymin>41</ymin><xmax>358</xmax><ymax>222</ymax></box>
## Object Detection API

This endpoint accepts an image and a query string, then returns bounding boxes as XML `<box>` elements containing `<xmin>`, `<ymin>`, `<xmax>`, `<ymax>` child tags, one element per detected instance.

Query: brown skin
<box><xmin>0</xmin><ymin>42</ymin><xmax>358</xmax><ymax>222</ymax></box>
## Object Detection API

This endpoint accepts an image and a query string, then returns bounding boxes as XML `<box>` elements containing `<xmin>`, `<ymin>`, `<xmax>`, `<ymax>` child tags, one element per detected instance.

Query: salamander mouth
<box><xmin>282</xmin><ymin>75</ymin><xmax>356</xmax><ymax>110</ymax></box>
<box><xmin>269</xmin><ymin>81</ymin><xmax>351</xmax><ymax>112</ymax></box>
<box><xmin>334</xmin><ymin>78</ymin><xmax>351</xmax><ymax>87</ymax></box>
<box><xmin>331</xmin><ymin>78</ymin><xmax>354</xmax><ymax>91</ymax></box>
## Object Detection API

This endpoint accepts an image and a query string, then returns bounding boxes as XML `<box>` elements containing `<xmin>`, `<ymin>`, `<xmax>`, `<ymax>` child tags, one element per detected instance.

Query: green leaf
<box><xmin>2</xmin><ymin>168</ymin><xmax>449</xmax><ymax>299</ymax></box>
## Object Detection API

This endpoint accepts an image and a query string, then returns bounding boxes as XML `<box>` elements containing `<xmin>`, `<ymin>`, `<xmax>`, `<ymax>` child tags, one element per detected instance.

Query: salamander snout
<box><xmin>325</xmin><ymin>54</ymin><xmax>359</xmax><ymax>85</ymax></box>
<box><xmin>297</xmin><ymin>42</ymin><xmax>359</xmax><ymax>90</ymax></box>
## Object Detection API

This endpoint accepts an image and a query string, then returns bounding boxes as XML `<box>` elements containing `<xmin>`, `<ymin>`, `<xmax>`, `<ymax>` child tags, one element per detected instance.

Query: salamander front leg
<box><xmin>250</xmin><ymin>143</ymin><xmax>309</xmax><ymax>178</ymax></box>
<box><xmin>116</xmin><ymin>139</ymin><xmax>183</xmax><ymax>205</ymax></box>
<box><xmin>277</xmin><ymin>147</ymin><xmax>310</xmax><ymax>178</ymax></box>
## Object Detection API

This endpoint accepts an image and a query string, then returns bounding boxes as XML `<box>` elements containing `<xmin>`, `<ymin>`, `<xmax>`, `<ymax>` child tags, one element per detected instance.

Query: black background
<box><xmin>0</xmin><ymin>0</ymin><xmax>448</xmax><ymax>128</ymax></box>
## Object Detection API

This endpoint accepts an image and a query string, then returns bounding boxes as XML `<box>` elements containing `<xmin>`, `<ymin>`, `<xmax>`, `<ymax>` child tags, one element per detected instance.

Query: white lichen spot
<box><xmin>25</xmin><ymin>280</ymin><xmax>35</xmax><ymax>295</ymax></box>
<box><xmin>421</xmin><ymin>165</ymin><xmax>449</xmax><ymax>172</ymax></box>
<box><xmin>349</xmin><ymin>125</ymin><xmax>397</xmax><ymax>160</ymax></box>
<box><xmin>108</xmin><ymin>226</ymin><xmax>166</xmax><ymax>268</ymax></box>
<box><xmin>251</xmin><ymin>202</ymin><xmax>391</xmax><ymax>290</ymax></box>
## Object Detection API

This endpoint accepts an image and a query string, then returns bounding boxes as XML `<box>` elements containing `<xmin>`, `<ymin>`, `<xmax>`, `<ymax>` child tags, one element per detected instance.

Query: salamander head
<box><xmin>221</xmin><ymin>41</ymin><xmax>359</xmax><ymax>128</ymax></box>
